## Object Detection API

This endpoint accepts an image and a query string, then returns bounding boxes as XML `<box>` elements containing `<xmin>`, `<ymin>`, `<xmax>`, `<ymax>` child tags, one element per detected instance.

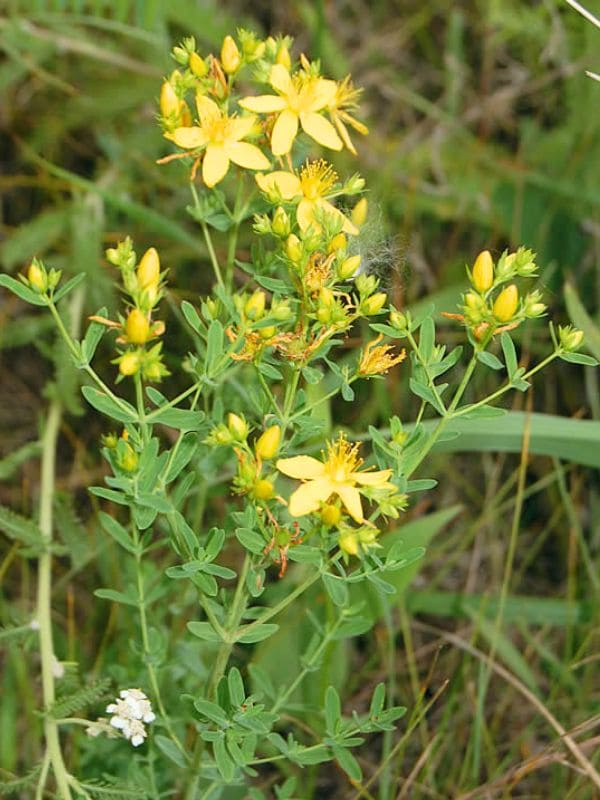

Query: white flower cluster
<box><xmin>106</xmin><ymin>688</ymin><xmax>155</xmax><ymax>747</ymax></box>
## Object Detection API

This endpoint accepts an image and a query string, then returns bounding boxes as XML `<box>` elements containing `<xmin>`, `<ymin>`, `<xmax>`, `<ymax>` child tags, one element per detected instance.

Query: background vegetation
<box><xmin>1</xmin><ymin>0</ymin><xmax>599</xmax><ymax>797</ymax></box>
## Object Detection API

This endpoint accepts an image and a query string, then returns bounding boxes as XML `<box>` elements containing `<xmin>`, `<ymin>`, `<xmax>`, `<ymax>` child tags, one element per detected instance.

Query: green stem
<box><xmin>145</xmin><ymin>380</ymin><xmax>203</xmax><ymax>422</ymax></box>
<box><xmin>37</xmin><ymin>400</ymin><xmax>73</xmax><ymax>799</ymax></box>
<box><xmin>406</xmin><ymin>329</ymin><xmax>447</xmax><ymax>415</ymax></box>
<box><xmin>255</xmin><ymin>365</ymin><xmax>282</xmax><ymax>416</ymax></box>
<box><xmin>134</xmin><ymin>372</ymin><xmax>149</xmax><ymax>444</ymax></box>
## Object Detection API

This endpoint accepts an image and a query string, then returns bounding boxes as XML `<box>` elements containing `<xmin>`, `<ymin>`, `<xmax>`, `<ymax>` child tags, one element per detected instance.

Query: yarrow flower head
<box><xmin>106</xmin><ymin>688</ymin><xmax>155</xmax><ymax>747</ymax></box>
<box><xmin>167</xmin><ymin>95</ymin><xmax>270</xmax><ymax>187</ymax></box>
<box><xmin>255</xmin><ymin>160</ymin><xmax>358</xmax><ymax>235</ymax></box>
<box><xmin>240</xmin><ymin>63</ymin><xmax>342</xmax><ymax>155</ymax></box>
<box><xmin>277</xmin><ymin>433</ymin><xmax>393</xmax><ymax>523</ymax></box>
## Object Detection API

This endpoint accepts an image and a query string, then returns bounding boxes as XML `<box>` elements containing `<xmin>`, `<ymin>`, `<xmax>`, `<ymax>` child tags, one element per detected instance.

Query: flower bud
<box><xmin>351</xmin><ymin>198</ymin><xmax>368</xmax><ymax>228</ymax></box>
<box><xmin>221</xmin><ymin>36</ymin><xmax>241</xmax><ymax>74</ymax></box>
<box><xmin>492</xmin><ymin>284</ymin><xmax>519</xmax><ymax>322</ymax></box>
<box><xmin>285</xmin><ymin>234</ymin><xmax>302</xmax><ymax>262</ymax></box>
<box><xmin>339</xmin><ymin>529</ymin><xmax>359</xmax><ymax>556</ymax></box>
<box><xmin>338</xmin><ymin>255</ymin><xmax>360</xmax><ymax>281</ymax></box>
<box><xmin>245</xmin><ymin>290</ymin><xmax>266</xmax><ymax>321</ymax></box>
<box><xmin>252</xmin><ymin>479</ymin><xmax>275</xmax><ymax>501</ymax></box>
<box><xmin>118</xmin><ymin>443</ymin><xmax>139</xmax><ymax>473</ymax></box>
<box><xmin>255</xmin><ymin>425</ymin><xmax>281</xmax><ymax>460</ymax></box>
<box><xmin>259</xmin><ymin>325</ymin><xmax>277</xmax><ymax>339</ymax></box>
<box><xmin>558</xmin><ymin>326</ymin><xmax>584</xmax><ymax>352</ymax></box>
<box><xmin>276</xmin><ymin>44</ymin><xmax>291</xmax><ymax>70</ymax></box>
<box><xmin>355</xmin><ymin>273</ymin><xmax>377</xmax><ymax>297</ymax></box>
<box><xmin>118</xmin><ymin>351</ymin><xmax>141</xmax><ymax>376</ymax></box>
<box><xmin>464</xmin><ymin>291</ymin><xmax>481</xmax><ymax>311</ymax></box>
<box><xmin>362</xmin><ymin>292</ymin><xmax>387</xmax><ymax>316</ymax></box>
<box><xmin>319</xmin><ymin>287</ymin><xmax>335</xmax><ymax>307</ymax></box>
<box><xmin>125</xmin><ymin>308</ymin><xmax>151</xmax><ymax>345</ymax></box>
<box><xmin>321</xmin><ymin>504</ymin><xmax>341</xmax><ymax>527</ymax></box>
<box><xmin>271</xmin><ymin>298</ymin><xmax>292</xmax><ymax>321</ymax></box>
<box><xmin>471</xmin><ymin>250</ymin><xmax>494</xmax><ymax>293</ymax></box>
<box><xmin>27</xmin><ymin>261</ymin><xmax>47</xmax><ymax>293</ymax></box>
<box><xmin>328</xmin><ymin>233</ymin><xmax>347</xmax><ymax>253</ymax></box>
<box><xmin>272</xmin><ymin>206</ymin><xmax>290</xmax><ymax>237</ymax></box>
<box><xmin>189</xmin><ymin>52</ymin><xmax>208</xmax><ymax>78</ymax></box>
<box><xmin>389</xmin><ymin>309</ymin><xmax>409</xmax><ymax>331</ymax></box>
<box><xmin>160</xmin><ymin>81</ymin><xmax>180</xmax><ymax>117</ymax></box>
<box><xmin>137</xmin><ymin>247</ymin><xmax>160</xmax><ymax>293</ymax></box>
<box><xmin>227</xmin><ymin>413</ymin><xmax>249</xmax><ymax>441</ymax></box>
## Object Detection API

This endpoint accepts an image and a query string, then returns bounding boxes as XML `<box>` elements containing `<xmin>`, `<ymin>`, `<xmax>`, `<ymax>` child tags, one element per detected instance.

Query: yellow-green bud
<box><xmin>160</xmin><ymin>81</ymin><xmax>180</xmax><ymax>117</ymax></box>
<box><xmin>118</xmin><ymin>350</ymin><xmax>141</xmax><ymax>376</ymax></box>
<box><xmin>558</xmin><ymin>326</ymin><xmax>584</xmax><ymax>352</ymax></box>
<box><xmin>471</xmin><ymin>250</ymin><xmax>494</xmax><ymax>293</ymax></box>
<box><xmin>255</xmin><ymin>425</ymin><xmax>281</xmax><ymax>460</ymax></box>
<box><xmin>389</xmin><ymin>309</ymin><xmax>408</xmax><ymax>331</ymax></box>
<box><xmin>245</xmin><ymin>290</ymin><xmax>266</xmax><ymax>321</ymax></box>
<box><xmin>227</xmin><ymin>413</ymin><xmax>248</xmax><ymax>441</ymax></box>
<box><xmin>259</xmin><ymin>325</ymin><xmax>277</xmax><ymax>339</ymax></box>
<box><xmin>125</xmin><ymin>308</ymin><xmax>151</xmax><ymax>345</ymax></box>
<box><xmin>221</xmin><ymin>35</ymin><xmax>241</xmax><ymax>74</ymax></box>
<box><xmin>189</xmin><ymin>52</ymin><xmax>208</xmax><ymax>78</ymax></box>
<box><xmin>271</xmin><ymin>298</ymin><xmax>292</xmax><ymax>321</ymax></box>
<box><xmin>362</xmin><ymin>292</ymin><xmax>387</xmax><ymax>316</ymax></box>
<box><xmin>27</xmin><ymin>261</ymin><xmax>47</xmax><ymax>292</ymax></box>
<box><xmin>285</xmin><ymin>234</ymin><xmax>302</xmax><ymax>262</ymax></box>
<box><xmin>339</xmin><ymin>529</ymin><xmax>359</xmax><ymax>556</ymax></box>
<box><xmin>272</xmin><ymin>206</ymin><xmax>290</xmax><ymax>237</ymax></box>
<box><xmin>118</xmin><ymin>443</ymin><xmax>139</xmax><ymax>473</ymax></box>
<box><xmin>338</xmin><ymin>255</ymin><xmax>361</xmax><ymax>281</ymax></box>
<box><xmin>252</xmin><ymin>479</ymin><xmax>275</xmax><ymax>501</ymax></box>
<box><xmin>351</xmin><ymin>198</ymin><xmax>368</xmax><ymax>228</ymax></box>
<box><xmin>137</xmin><ymin>247</ymin><xmax>160</xmax><ymax>289</ymax></box>
<box><xmin>328</xmin><ymin>233</ymin><xmax>347</xmax><ymax>253</ymax></box>
<box><xmin>276</xmin><ymin>44</ymin><xmax>291</xmax><ymax>70</ymax></box>
<box><xmin>321</xmin><ymin>504</ymin><xmax>341</xmax><ymax>527</ymax></box>
<box><xmin>492</xmin><ymin>284</ymin><xmax>519</xmax><ymax>322</ymax></box>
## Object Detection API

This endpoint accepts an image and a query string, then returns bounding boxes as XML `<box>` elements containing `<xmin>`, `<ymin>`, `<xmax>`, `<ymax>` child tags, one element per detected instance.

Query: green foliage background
<box><xmin>1</xmin><ymin>1</ymin><xmax>599</xmax><ymax>798</ymax></box>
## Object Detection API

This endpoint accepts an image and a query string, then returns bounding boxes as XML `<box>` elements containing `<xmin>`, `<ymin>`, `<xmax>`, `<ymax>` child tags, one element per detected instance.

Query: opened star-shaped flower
<box><xmin>239</xmin><ymin>64</ymin><xmax>343</xmax><ymax>156</ymax></box>
<box><xmin>255</xmin><ymin>160</ymin><xmax>358</xmax><ymax>235</ymax></box>
<box><xmin>277</xmin><ymin>434</ymin><xmax>393</xmax><ymax>523</ymax></box>
<box><xmin>168</xmin><ymin>94</ymin><xmax>270</xmax><ymax>187</ymax></box>
<box><xmin>327</xmin><ymin>76</ymin><xmax>369</xmax><ymax>156</ymax></box>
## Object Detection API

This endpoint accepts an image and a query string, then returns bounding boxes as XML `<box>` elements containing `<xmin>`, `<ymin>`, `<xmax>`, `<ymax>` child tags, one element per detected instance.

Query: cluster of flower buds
<box><xmin>207</xmin><ymin>416</ymin><xmax>282</xmax><ymax>502</ymax></box>
<box><xmin>102</xmin><ymin>429</ymin><xmax>139</xmax><ymax>474</ymax></box>
<box><xmin>444</xmin><ymin>248</ymin><xmax>547</xmax><ymax>339</ymax></box>
<box><xmin>105</xmin><ymin>688</ymin><xmax>155</xmax><ymax>747</ymax></box>
<box><xmin>100</xmin><ymin>239</ymin><xmax>169</xmax><ymax>382</ymax></box>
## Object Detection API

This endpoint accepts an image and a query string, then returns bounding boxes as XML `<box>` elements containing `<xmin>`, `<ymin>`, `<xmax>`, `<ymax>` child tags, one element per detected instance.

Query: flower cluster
<box><xmin>158</xmin><ymin>33</ymin><xmax>368</xmax><ymax>187</ymax></box>
<box><xmin>106</xmin><ymin>688</ymin><xmax>155</xmax><ymax>747</ymax></box>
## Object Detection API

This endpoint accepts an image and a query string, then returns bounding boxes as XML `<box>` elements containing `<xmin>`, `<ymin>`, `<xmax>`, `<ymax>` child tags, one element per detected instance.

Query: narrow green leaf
<box><xmin>98</xmin><ymin>511</ymin><xmax>137</xmax><ymax>554</ymax></box>
<box><xmin>81</xmin><ymin>386</ymin><xmax>137</xmax><ymax>423</ymax></box>
<box><xmin>0</xmin><ymin>275</ymin><xmax>46</xmax><ymax>306</ymax></box>
<box><xmin>187</xmin><ymin>622</ymin><xmax>223</xmax><ymax>642</ymax></box>
<box><xmin>236</xmin><ymin>624</ymin><xmax>279</xmax><ymax>644</ymax></box>
<box><xmin>500</xmin><ymin>332</ymin><xmax>517</xmax><ymax>378</ymax></box>
<box><xmin>181</xmin><ymin>300</ymin><xmax>203</xmax><ymax>334</ymax></box>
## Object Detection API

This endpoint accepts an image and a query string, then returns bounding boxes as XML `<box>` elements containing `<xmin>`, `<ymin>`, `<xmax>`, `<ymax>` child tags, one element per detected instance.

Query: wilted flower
<box><xmin>358</xmin><ymin>335</ymin><xmax>406</xmax><ymax>376</ymax></box>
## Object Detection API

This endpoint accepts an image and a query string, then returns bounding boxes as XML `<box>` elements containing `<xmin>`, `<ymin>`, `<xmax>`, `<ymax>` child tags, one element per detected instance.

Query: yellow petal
<box><xmin>310</xmin><ymin>78</ymin><xmax>338</xmax><ymax>110</ymax></box>
<box><xmin>300</xmin><ymin>112</ymin><xmax>343</xmax><ymax>151</ymax></box>
<box><xmin>227</xmin><ymin>142</ymin><xmax>270</xmax><ymax>171</ymax></box>
<box><xmin>256</xmin><ymin>170</ymin><xmax>301</xmax><ymax>200</ymax></box>
<box><xmin>171</xmin><ymin>126</ymin><xmax>207</xmax><ymax>149</ymax></box>
<box><xmin>277</xmin><ymin>455</ymin><xmax>325</xmax><ymax>480</ymax></box>
<box><xmin>202</xmin><ymin>145</ymin><xmax>229</xmax><ymax>187</ymax></box>
<box><xmin>270</xmin><ymin>63</ymin><xmax>294</xmax><ymax>96</ymax></box>
<box><xmin>230</xmin><ymin>115</ymin><xmax>257</xmax><ymax>141</ymax></box>
<box><xmin>288</xmin><ymin>477</ymin><xmax>333</xmax><ymax>516</ymax></box>
<box><xmin>352</xmin><ymin>469</ymin><xmax>393</xmax><ymax>487</ymax></box>
<box><xmin>196</xmin><ymin>94</ymin><xmax>220</xmax><ymax>122</ymax></box>
<box><xmin>336</xmin><ymin>485</ymin><xmax>364</xmax><ymax>523</ymax></box>
<box><xmin>297</xmin><ymin>198</ymin><xmax>318</xmax><ymax>233</ymax></box>
<box><xmin>239</xmin><ymin>95</ymin><xmax>288</xmax><ymax>113</ymax></box>
<box><xmin>271</xmin><ymin>110</ymin><xmax>299</xmax><ymax>155</ymax></box>
<box><xmin>333</xmin><ymin>117</ymin><xmax>357</xmax><ymax>156</ymax></box>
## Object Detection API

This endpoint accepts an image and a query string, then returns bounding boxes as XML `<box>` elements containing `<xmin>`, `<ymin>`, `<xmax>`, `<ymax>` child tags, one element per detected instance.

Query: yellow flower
<box><xmin>277</xmin><ymin>433</ymin><xmax>393</xmax><ymax>523</ymax></box>
<box><xmin>358</xmin><ymin>335</ymin><xmax>406</xmax><ymax>376</ymax></box>
<box><xmin>327</xmin><ymin>76</ymin><xmax>368</xmax><ymax>156</ymax></box>
<box><xmin>169</xmin><ymin>94</ymin><xmax>270</xmax><ymax>187</ymax></box>
<box><xmin>239</xmin><ymin>64</ymin><xmax>342</xmax><ymax>155</ymax></box>
<box><xmin>255</xmin><ymin>160</ymin><xmax>358</xmax><ymax>235</ymax></box>
<box><xmin>492</xmin><ymin>284</ymin><xmax>519</xmax><ymax>322</ymax></box>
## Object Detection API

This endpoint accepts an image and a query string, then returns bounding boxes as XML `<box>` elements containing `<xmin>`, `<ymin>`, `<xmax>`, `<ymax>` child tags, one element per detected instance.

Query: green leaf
<box><xmin>324</xmin><ymin>685</ymin><xmax>341</xmax><ymax>734</ymax></box>
<box><xmin>292</xmin><ymin>745</ymin><xmax>331</xmax><ymax>765</ymax></box>
<box><xmin>322</xmin><ymin>573</ymin><xmax>349</xmax><ymax>607</ymax></box>
<box><xmin>500</xmin><ymin>332</ymin><xmax>518</xmax><ymax>378</ymax></box>
<box><xmin>181</xmin><ymin>300</ymin><xmax>203</xmax><ymax>334</ymax></box>
<box><xmin>214</xmin><ymin>735</ymin><xmax>235</xmax><ymax>782</ymax></box>
<box><xmin>341</xmin><ymin>382</ymin><xmax>355</xmax><ymax>402</ymax></box>
<box><xmin>81</xmin><ymin>386</ymin><xmax>137</xmax><ymax>423</ymax></box>
<box><xmin>409</xmin><ymin>378</ymin><xmax>444</xmax><ymax>414</ymax></box>
<box><xmin>52</xmin><ymin>272</ymin><xmax>86</xmax><ymax>303</ymax></box>
<box><xmin>418</xmin><ymin>317</ymin><xmax>435</xmax><ymax>362</ymax></box>
<box><xmin>154</xmin><ymin>735</ymin><xmax>188</xmax><ymax>768</ymax></box>
<box><xmin>206</xmin><ymin>320</ymin><xmax>224</xmax><ymax>374</ymax></box>
<box><xmin>477</xmin><ymin>350</ymin><xmax>503</xmax><ymax>370</ymax></box>
<box><xmin>98</xmin><ymin>512</ymin><xmax>137</xmax><ymax>554</ymax></box>
<box><xmin>228</xmin><ymin>668</ymin><xmax>245</xmax><ymax>707</ymax></box>
<box><xmin>236</xmin><ymin>528</ymin><xmax>266</xmax><ymax>555</ymax></box>
<box><xmin>187</xmin><ymin>622</ymin><xmax>223</xmax><ymax>642</ymax></box>
<box><xmin>149</xmin><ymin>406</ymin><xmax>205</xmax><ymax>430</ymax></box>
<box><xmin>236</xmin><ymin>624</ymin><xmax>279</xmax><ymax>644</ymax></box>
<box><xmin>81</xmin><ymin>308</ymin><xmax>108</xmax><ymax>364</ymax></box>
<box><xmin>0</xmin><ymin>274</ymin><xmax>47</xmax><ymax>306</ymax></box>
<box><xmin>559</xmin><ymin>351</ymin><xmax>598</xmax><ymax>366</ymax></box>
<box><xmin>194</xmin><ymin>699</ymin><xmax>229</xmax><ymax>726</ymax></box>
<box><xmin>369</xmin><ymin>683</ymin><xmax>386</xmax><ymax>716</ymax></box>
<box><xmin>94</xmin><ymin>588</ymin><xmax>138</xmax><ymax>607</ymax></box>
<box><xmin>333</xmin><ymin>746</ymin><xmax>362</xmax><ymax>782</ymax></box>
